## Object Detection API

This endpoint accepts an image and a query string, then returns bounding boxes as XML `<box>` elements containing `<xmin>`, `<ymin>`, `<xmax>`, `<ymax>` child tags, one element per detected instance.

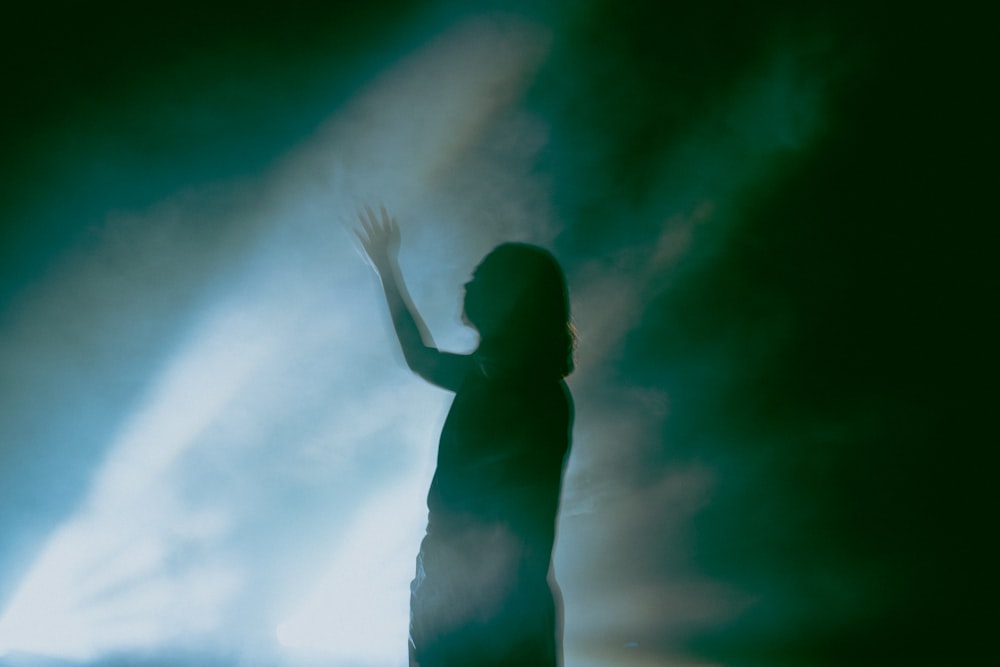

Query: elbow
<box><xmin>401</xmin><ymin>344</ymin><xmax>435</xmax><ymax>377</ymax></box>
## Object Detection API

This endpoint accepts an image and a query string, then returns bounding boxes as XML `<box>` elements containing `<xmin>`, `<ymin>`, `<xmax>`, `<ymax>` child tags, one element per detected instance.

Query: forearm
<box><xmin>377</xmin><ymin>259</ymin><xmax>436</xmax><ymax>365</ymax></box>
<box><xmin>355</xmin><ymin>206</ymin><xmax>467</xmax><ymax>387</ymax></box>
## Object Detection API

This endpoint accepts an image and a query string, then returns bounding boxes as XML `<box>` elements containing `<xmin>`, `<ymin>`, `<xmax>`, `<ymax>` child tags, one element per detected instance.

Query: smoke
<box><xmin>0</xmin><ymin>3</ymin><xmax>848</xmax><ymax>666</ymax></box>
<box><xmin>551</xmin><ymin>40</ymin><xmax>833</xmax><ymax>665</ymax></box>
<box><xmin>0</xmin><ymin>12</ymin><xmax>563</xmax><ymax>666</ymax></box>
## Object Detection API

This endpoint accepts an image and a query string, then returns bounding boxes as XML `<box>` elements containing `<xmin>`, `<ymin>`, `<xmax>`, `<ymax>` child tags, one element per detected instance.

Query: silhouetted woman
<box><xmin>356</xmin><ymin>206</ymin><xmax>574</xmax><ymax>667</ymax></box>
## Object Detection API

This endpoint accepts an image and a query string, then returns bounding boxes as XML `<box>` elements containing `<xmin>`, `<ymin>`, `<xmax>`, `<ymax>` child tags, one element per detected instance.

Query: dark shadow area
<box><xmin>529</xmin><ymin>2</ymin><xmax>994</xmax><ymax>664</ymax></box>
<box><xmin>0</xmin><ymin>0</ymin><xmax>426</xmax><ymax>313</ymax></box>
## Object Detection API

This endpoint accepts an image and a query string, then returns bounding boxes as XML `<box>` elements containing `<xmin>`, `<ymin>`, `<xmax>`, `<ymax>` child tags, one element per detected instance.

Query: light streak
<box><xmin>0</xmin><ymin>15</ymin><xmax>552</xmax><ymax>665</ymax></box>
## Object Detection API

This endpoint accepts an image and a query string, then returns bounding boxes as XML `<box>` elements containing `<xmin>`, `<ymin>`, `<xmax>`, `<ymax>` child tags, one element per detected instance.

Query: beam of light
<box><xmin>0</xmin><ymin>14</ymin><xmax>553</xmax><ymax>666</ymax></box>
<box><xmin>0</xmin><ymin>302</ymin><xmax>271</xmax><ymax>660</ymax></box>
<box><xmin>268</xmin><ymin>16</ymin><xmax>554</xmax><ymax>666</ymax></box>
<box><xmin>274</xmin><ymin>479</ymin><xmax>428</xmax><ymax>666</ymax></box>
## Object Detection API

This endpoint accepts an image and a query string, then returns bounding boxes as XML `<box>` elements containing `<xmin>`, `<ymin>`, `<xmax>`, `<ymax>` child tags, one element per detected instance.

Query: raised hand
<box><xmin>355</xmin><ymin>204</ymin><xmax>400</xmax><ymax>276</ymax></box>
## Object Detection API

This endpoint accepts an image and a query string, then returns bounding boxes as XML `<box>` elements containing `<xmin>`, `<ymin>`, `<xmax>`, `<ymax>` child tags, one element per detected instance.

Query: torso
<box><xmin>409</xmin><ymin>363</ymin><xmax>573</xmax><ymax>663</ymax></box>
<box><xmin>426</xmin><ymin>366</ymin><xmax>572</xmax><ymax>568</ymax></box>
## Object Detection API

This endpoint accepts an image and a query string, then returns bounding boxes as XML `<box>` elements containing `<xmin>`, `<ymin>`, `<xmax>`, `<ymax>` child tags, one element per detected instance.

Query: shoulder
<box><xmin>418</xmin><ymin>351</ymin><xmax>475</xmax><ymax>392</ymax></box>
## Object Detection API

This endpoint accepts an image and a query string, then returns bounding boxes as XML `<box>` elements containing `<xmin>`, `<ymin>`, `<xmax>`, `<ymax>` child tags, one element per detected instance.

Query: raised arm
<box><xmin>355</xmin><ymin>205</ymin><xmax>470</xmax><ymax>391</ymax></box>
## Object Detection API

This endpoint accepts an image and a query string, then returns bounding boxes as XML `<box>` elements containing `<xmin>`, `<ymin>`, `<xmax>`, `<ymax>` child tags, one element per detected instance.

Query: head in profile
<box><xmin>462</xmin><ymin>243</ymin><xmax>575</xmax><ymax>380</ymax></box>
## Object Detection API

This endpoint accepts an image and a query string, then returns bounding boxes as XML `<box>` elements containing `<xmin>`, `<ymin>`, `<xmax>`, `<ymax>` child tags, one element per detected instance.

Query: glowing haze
<box><xmin>0</xmin><ymin>16</ymin><xmax>554</xmax><ymax>665</ymax></box>
<box><xmin>0</xmin><ymin>7</ymin><xmax>832</xmax><ymax>667</ymax></box>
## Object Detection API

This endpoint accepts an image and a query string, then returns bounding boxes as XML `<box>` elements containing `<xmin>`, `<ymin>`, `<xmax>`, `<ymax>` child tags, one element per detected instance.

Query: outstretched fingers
<box><xmin>354</xmin><ymin>204</ymin><xmax>401</xmax><ymax>274</ymax></box>
<box><xmin>358</xmin><ymin>207</ymin><xmax>374</xmax><ymax>239</ymax></box>
<box><xmin>379</xmin><ymin>204</ymin><xmax>396</xmax><ymax>232</ymax></box>
<box><xmin>359</xmin><ymin>204</ymin><xmax>396</xmax><ymax>240</ymax></box>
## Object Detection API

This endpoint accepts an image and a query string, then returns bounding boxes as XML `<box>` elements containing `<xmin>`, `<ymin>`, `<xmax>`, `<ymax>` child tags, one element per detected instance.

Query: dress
<box><xmin>408</xmin><ymin>361</ymin><xmax>573</xmax><ymax>667</ymax></box>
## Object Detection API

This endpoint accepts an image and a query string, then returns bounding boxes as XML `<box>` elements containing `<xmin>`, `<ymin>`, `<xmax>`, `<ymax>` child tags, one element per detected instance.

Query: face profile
<box><xmin>461</xmin><ymin>243</ymin><xmax>574</xmax><ymax>379</ymax></box>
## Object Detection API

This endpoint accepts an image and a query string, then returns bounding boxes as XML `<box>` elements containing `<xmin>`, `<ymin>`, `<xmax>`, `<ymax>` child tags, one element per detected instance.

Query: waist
<box><xmin>423</xmin><ymin>515</ymin><xmax>551</xmax><ymax>573</ymax></box>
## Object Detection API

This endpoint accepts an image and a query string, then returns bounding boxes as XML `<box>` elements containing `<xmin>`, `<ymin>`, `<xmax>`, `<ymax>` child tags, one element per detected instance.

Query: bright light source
<box><xmin>274</xmin><ymin>479</ymin><xmax>427</xmax><ymax>667</ymax></box>
<box><xmin>0</xmin><ymin>15</ymin><xmax>552</xmax><ymax>666</ymax></box>
<box><xmin>0</xmin><ymin>303</ymin><xmax>266</xmax><ymax>661</ymax></box>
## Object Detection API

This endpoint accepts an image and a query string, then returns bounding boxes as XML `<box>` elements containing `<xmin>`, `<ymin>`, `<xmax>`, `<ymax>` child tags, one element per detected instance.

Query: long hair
<box><xmin>463</xmin><ymin>243</ymin><xmax>575</xmax><ymax>379</ymax></box>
